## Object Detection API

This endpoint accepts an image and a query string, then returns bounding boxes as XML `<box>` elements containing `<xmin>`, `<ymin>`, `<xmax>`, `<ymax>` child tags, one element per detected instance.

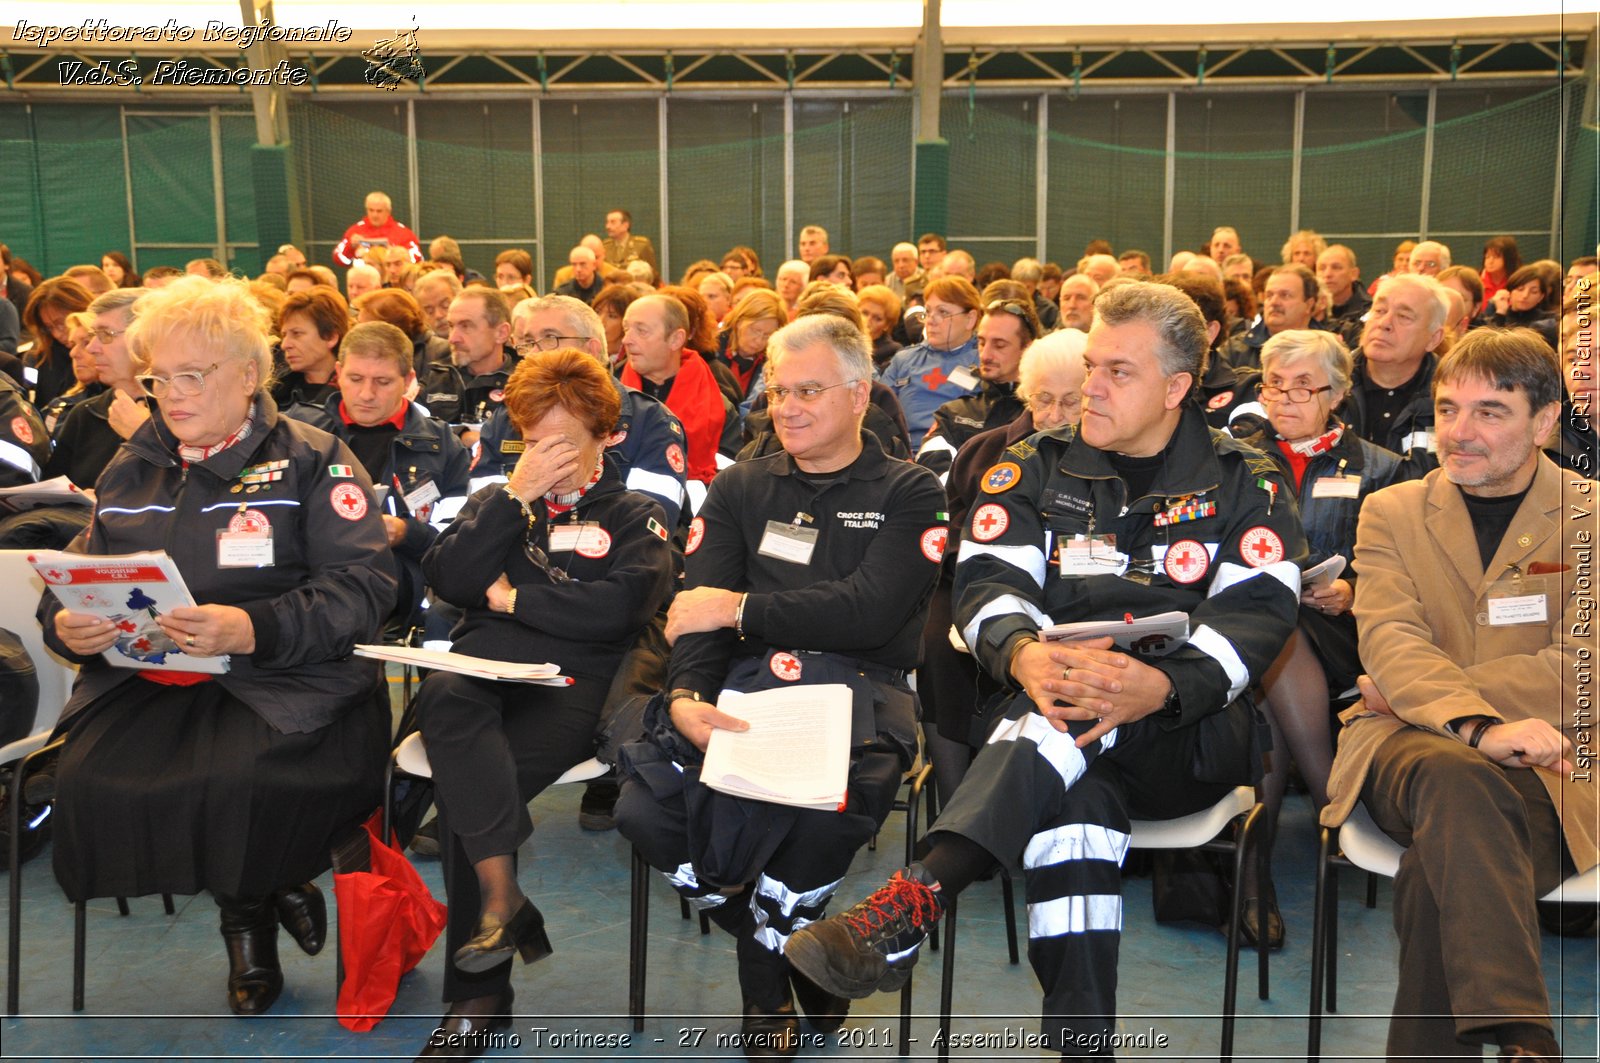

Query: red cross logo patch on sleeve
<box><xmin>770</xmin><ymin>652</ymin><xmax>803</xmax><ymax>681</ymax></box>
<box><xmin>1239</xmin><ymin>525</ymin><xmax>1284</xmax><ymax>567</ymax></box>
<box><xmin>665</xmin><ymin>443</ymin><xmax>686</xmax><ymax>474</ymax></box>
<box><xmin>971</xmin><ymin>503</ymin><xmax>1009</xmax><ymax>543</ymax></box>
<box><xmin>1163</xmin><ymin>539</ymin><xmax>1210</xmax><ymax>584</ymax></box>
<box><xmin>10</xmin><ymin>416</ymin><xmax>34</xmax><ymax>446</ymax></box>
<box><xmin>685</xmin><ymin>516</ymin><xmax>705</xmax><ymax>555</ymax></box>
<box><xmin>1206</xmin><ymin>390</ymin><xmax>1235</xmax><ymax>411</ymax></box>
<box><xmin>920</xmin><ymin>527</ymin><xmax>949</xmax><ymax>563</ymax></box>
<box><xmin>330</xmin><ymin>483</ymin><xmax>368</xmax><ymax>521</ymax></box>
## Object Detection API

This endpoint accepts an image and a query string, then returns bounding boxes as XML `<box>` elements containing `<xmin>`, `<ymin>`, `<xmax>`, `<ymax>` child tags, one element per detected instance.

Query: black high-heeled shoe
<box><xmin>414</xmin><ymin>987</ymin><xmax>515</xmax><ymax>1061</ymax></box>
<box><xmin>217</xmin><ymin>895</ymin><xmax>283</xmax><ymax>1015</ymax></box>
<box><xmin>451</xmin><ymin>900</ymin><xmax>552</xmax><ymax>974</ymax></box>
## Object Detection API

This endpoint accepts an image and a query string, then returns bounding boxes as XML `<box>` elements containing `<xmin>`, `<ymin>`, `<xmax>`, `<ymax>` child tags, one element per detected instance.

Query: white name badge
<box><xmin>402</xmin><ymin>478</ymin><xmax>442</xmax><ymax>513</ymax></box>
<box><xmin>216</xmin><ymin>531</ymin><xmax>275</xmax><ymax>568</ymax></box>
<box><xmin>948</xmin><ymin>366</ymin><xmax>980</xmax><ymax>391</ymax></box>
<box><xmin>1311</xmin><ymin>475</ymin><xmax>1362</xmax><ymax>500</ymax></box>
<box><xmin>1401</xmin><ymin>429</ymin><xmax>1435</xmax><ymax>453</ymax></box>
<box><xmin>757</xmin><ymin>520</ymin><xmax>819</xmax><ymax>565</ymax></box>
<box><xmin>549</xmin><ymin>522</ymin><xmax>607</xmax><ymax>554</ymax></box>
<box><xmin>1487</xmin><ymin>593</ymin><xmax>1548</xmax><ymax>626</ymax></box>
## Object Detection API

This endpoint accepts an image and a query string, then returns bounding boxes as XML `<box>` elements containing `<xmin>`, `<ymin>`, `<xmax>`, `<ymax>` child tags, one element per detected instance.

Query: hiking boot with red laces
<box><xmin>784</xmin><ymin>864</ymin><xmax>943</xmax><ymax>999</ymax></box>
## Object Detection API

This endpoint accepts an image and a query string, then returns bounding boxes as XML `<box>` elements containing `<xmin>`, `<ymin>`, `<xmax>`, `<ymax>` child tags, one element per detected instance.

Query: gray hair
<box><xmin>1092</xmin><ymin>279</ymin><xmax>1208</xmax><ymax>380</ymax></box>
<box><xmin>514</xmin><ymin>294</ymin><xmax>604</xmax><ymax>360</ymax></box>
<box><xmin>88</xmin><ymin>288</ymin><xmax>144</xmax><ymax>317</ymax></box>
<box><xmin>766</xmin><ymin>313</ymin><xmax>873</xmax><ymax>384</ymax></box>
<box><xmin>1018</xmin><ymin>328</ymin><xmax>1087</xmax><ymax>398</ymax></box>
<box><xmin>414</xmin><ymin>269</ymin><xmax>463</xmax><ymax>298</ymax></box>
<box><xmin>347</xmin><ymin>262</ymin><xmax>381</xmax><ymax>283</ymax></box>
<box><xmin>1375</xmin><ymin>273</ymin><xmax>1451</xmax><ymax>334</ymax></box>
<box><xmin>1260</xmin><ymin>329</ymin><xmax>1353</xmax><ymax>395</ymax></box>
<box><xmin>1011</xmin><ymin>257</ymin><xmax>1043</xmax><ymax>284</ymax></box>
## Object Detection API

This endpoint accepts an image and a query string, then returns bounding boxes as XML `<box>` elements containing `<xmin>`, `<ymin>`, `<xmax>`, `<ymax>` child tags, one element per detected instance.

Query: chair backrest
<box><xmin>0</xmin><ymin>549</ymin><xmax>79</xmax><ymax>738</ymax></box>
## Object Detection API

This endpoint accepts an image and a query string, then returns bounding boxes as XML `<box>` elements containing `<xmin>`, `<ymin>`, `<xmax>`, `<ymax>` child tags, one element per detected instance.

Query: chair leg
<box><xmin>678</xmin><ymin>895</ymin><xmax>690</xmax><ymax>921</ymax></box>
<box><xmin>380</xmin><ymin>755</ymin><xmax>397</xmax><ymax>847</ymax></box>
<box><xmin>1364</xmin><ymin>871</ymin><xmax>1377</xmax><ymax>909</ymax></box>
<box><xmin>1327</xmin><ymin>856</ymin><xmax>1340</xmax><ymax>1015</ymax></box>
<box><xmin>937</xmin><ymin>895</ymin><xmax>958</xmax><ymax>1063</ymax></box>
<box><xmin>115</xmin><ymin>897</ymin><xmax>130</xmax><ymax>917</ymax></box>
<box><xmin>628</xmin><ymin>848</ymin><xmax>649</xmax><ymax>1033</ymax></box>
<box><xmin>1308</xmin><ymin>825</ymin><xmax>1336</xmax><ymax>1063</ymax></box>
<box><xmin>73</xmin><ymin>899</ymin><xmax>86</xmax><ymax>1012</ymax></box>
<box><xmin>162</xmin><ymin>894</ymin><xmax>175</xmax><ymax>915</ymax></box>
<box><xmin>1255</xmin><ymin>809</ymin><xmax>1270</xmax><ymax>1003</ymax></box>
<box><xmin>898</xmin><ymin>956</ymin><xmax>913</xmax><ymax>1058</ymax></box>
<box><xmin>1219</xmin><ymin>807</ymin><xmax>1258</xmax><ymax>1063</ymax></box>
<box><xmin>698</xmin><ymin>910</ymin><xmax>711</xmax><ymax>936</ymax></box>
<box><xmin>998</xmin><ymin>866</ymin><xmax>1019</xmax><ymax>965</ymax></box>
<box><xmin>7</xmin><ymin>736</ymin><xmax>66</xmax><ymax>1016</ymax></box>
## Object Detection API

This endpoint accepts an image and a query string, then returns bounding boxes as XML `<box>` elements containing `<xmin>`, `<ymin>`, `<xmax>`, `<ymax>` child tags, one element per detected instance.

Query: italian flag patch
<box><xmin>328</xmin><ymin>464</ymin><xmax>355</xmax><ymax>478</ymax></box>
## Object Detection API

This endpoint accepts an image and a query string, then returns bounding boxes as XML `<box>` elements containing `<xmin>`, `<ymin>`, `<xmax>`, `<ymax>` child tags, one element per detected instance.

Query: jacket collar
<box><xmin>1425</xmin><ymin>451</ymin><xmax>1562</xmax><ymax>598</ymax></box>
<box><xmin>1058</xmin><ymin>403</ymin><xmax>1222</xmax><ymax>498</ymax></box>
<box><xmin>128</xmin><ymin>392</ymin><xmax>282</xmax><ymax>478</ymax></box>
<box><xmin>765</xmin><ymin>428</ymin><xmax>893</xmax><ymax>482</ymax></box>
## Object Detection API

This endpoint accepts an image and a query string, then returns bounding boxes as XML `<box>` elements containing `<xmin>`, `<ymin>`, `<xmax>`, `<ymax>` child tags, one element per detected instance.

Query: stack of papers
<box><xmin>0</xmin><ymin>476</ymin><xmax>92</xmax><ymax>510</ymax></box>
<box><xmin>701</xmin><ymin>684</ymin><xmax>852</xmax><ymax>811</ymax></box>
<box><xmin>354</xmin><ymin>644</ymin><xmax>571</xmax><ymax>685</ymax></box>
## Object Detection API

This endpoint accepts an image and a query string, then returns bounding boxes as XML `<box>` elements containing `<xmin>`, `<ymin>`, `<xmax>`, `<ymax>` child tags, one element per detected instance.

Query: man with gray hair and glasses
<box><xmin>787</xmin><ymin>280</ymin><xmax>1307</xmax><ymax>1057</ymax></box>
<box><xmin>616</xmin><ymin>313</ymin><xmax>946</xmax><ymax>1056</ymax></box>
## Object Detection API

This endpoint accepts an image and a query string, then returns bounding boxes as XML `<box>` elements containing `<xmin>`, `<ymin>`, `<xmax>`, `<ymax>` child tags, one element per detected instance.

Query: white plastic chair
<box><xmin>1308</xmin><ymin>801</ymin><xmax>1600</xmax><ymax>1060</ymax></box>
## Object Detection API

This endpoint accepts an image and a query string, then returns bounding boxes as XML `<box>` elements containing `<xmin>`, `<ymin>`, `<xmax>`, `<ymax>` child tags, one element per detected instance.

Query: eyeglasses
<box><xmin>985</xmin><ymin>299</ymin><xmax>1039</xmax><ymax>339</ymax></box>
<box><xmin>1260</xmin><ymin>384</ymin><xmax>1334</xmax><ymax>404</ymax></box>
<box><xmin>515</xmin><ymin>332</ymin><xmax>589</xmax><ymax>355</ymax></box>
<box><xmin>135</xmin><ymin>362</ymin><xmax>222</xmax><ymax>398</ymax></box>
<box><xmin>926</xmin><ymin>306</ymin><xmax>973</xmax><ymax>324</ymax></box>
<box><xmin>764</xmin><ymin>380</ymin><xmax>856</xmax><ymax>406</ymax></box>
<box><xmin>88</xmin><ymin>325</ymin><xmax>127</xmax><ymax>344</ymax></box>
<box><xmin>1026</xmin><ymin>391</ymin><xmax>1080</xmax><ymax>413</ymax></box>
<box><xmin>523</xmin><ymin>535</ymin><xmax>572</xmax><ymax>584</ymax></box>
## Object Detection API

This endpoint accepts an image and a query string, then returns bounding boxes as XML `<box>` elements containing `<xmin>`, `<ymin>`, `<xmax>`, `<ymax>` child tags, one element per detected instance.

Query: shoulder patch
<box><xmin>685</xmin><ymin>516</ymin><xmax>705</xmax><ymax>554</ymax></box>
<box><xmin>1005</xmin><ymin>439</ymin><xmax>1037</xmax><ymax>461</ymax></box>
<box><xmin>1239</xmin><ymin>525</ymin><xmax>1285</xmax><ymax>567</ymax></box>
<box><xmin>1243</xmin><ymin>454</ymin><xmax>1277</xmax><ymax>478</ymax></box>
<box><xmin>980</xmin><ymin>462</ymin><xmax>1022</xmax><ymax>494</ymax></box>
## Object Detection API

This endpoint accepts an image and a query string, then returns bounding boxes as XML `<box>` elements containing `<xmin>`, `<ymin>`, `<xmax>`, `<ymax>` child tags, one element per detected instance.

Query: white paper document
<box><xmin>0</xmin><ymin>476</ymin><xmax>92</xmax><ymax>509</ymax></box>
<box><xmin>701</xmin><ymin>684</ymin><xmax>852</xmax><ymax>811</ymax></box>
<box><xmin>353</xmin><ymin>643</ymin><xmax>571</xmax><ymax>685</ymax></box>
<box><xmin>1301</xmin><ymin>554</ymin><xmax>1347</xmax><ymax>589</ymax></box>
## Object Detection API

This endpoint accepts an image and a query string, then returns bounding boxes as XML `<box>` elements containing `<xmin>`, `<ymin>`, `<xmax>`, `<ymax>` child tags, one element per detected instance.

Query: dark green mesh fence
<box><xmin>1</xmin><ymin>82</ymin><xmax>1591</xmax><ymax>286</ymax></box>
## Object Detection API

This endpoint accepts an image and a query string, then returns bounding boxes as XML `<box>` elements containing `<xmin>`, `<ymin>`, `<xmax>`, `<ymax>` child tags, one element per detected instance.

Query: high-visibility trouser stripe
<box><xmin>662</xmin><ymin>862</ymin><xmax>728</xmax><ymax>910</ymax></box>
<box><xmin>987</xmin><ymin>710</ymin><xmax>1118</xmax><ymax>791</ymax></box>
<box><xmin>1022</xmin><ymin>823</ymin><xmax>1131</xmax><ymax>870</ymax></box>
<box><xmin>750</xmin><ymin>872</ymin><xmax>844</xmax><ymax>953</ymax></box>
<box><xmin>1027</xmin><ymin>894</ymin><xmax>1124</xmax><ymax>938</ymax></box>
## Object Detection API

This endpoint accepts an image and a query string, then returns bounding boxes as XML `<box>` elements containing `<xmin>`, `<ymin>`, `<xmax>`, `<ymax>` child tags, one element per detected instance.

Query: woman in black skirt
<box><xmin>43</xmin><ymin>275</ymin><xmax>397</xmax><ymax>1016</ymax></box>
<box><xmin>1230</xmin><ymin>329</ymin><xmax>1411</xmax><ymax>948</ymax></box>
<box><xmin>410</xmin><ymin>348</ymin><xmax>672</xmax><ymax>1060</ymax></box>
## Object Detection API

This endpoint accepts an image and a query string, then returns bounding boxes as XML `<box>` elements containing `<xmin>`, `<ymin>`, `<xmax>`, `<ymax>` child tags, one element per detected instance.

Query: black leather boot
<box><xmin>273</xmin><ymin>882</ymin><xmax>327</xmax><ymax>955</ymax></box>
<box><xmin>216</xmin><ymin>894</ymin><xmax>283</xmax><ymax>1016</ymax></box>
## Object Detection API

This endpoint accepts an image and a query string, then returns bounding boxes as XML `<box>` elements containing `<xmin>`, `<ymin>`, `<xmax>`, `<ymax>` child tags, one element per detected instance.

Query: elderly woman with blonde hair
<box><xmin>42</xmin><ymin>274</ymin><xmax>396</xmax><ymax>1015</ymax></box>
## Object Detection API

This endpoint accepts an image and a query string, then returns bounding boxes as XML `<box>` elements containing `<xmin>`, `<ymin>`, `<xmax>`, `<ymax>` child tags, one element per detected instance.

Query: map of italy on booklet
<box><xmin>27</xmin><ymin>549</ymin><xmax>230</xmax><ymax>674</ymax></box>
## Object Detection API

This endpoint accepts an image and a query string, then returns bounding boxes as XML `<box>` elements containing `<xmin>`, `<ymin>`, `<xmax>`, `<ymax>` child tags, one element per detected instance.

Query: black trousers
<box><xmin>413</xmin><ymin>670</ymin><xmax>607</xmax><ymax>1002</ymax></box>
<box><xmin>616</xmin><ymin>745</ymin><xmax>905</xmax><ymax>1009</ymax></box>
<box><xmin>930</xmin><ymin>697</ymin><xmax>1231</xmax><ymax>1054</ymax></box>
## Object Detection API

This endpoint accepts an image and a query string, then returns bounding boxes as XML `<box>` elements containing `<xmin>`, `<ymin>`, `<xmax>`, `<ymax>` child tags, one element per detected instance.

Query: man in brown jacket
<box><xmin>1323</xmin><ymin>326</ymin><xmax>1595</xmax><ymax>1062</ymax></box>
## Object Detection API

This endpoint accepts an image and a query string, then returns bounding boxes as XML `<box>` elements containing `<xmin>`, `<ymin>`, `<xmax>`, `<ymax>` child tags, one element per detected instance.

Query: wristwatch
<box><xmin>1156</xmin><ymin>681</ymin><xmax>1182</xmax><ymax>719</ymax></box>
<box><xmin>668</xmin><ymin>688</ymin><xmax>706</xmax><ymax>704</ymax></box>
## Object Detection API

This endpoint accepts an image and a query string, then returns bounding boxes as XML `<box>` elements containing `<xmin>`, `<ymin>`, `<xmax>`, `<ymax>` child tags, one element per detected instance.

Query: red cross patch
<box><xmin>10</xmin><ymin>416</ymin><xmax>34</xmax><ymax>446</ymax></box>
<box><xmin>1239</xmin><ymin>526</ymin><xmax>1284</xmax><ymax>568</ymax></box>
<box><xmin>921</xmin><ymin>366</ymin><xmax>949</xmax><ymax>389</ymax></box>
<box><xmin>574</xmin><ymin>527</ymin><xmax>612</xmax><ymax>559</ymax></box>
<box><xmin>665</xmin><ymin>443</ymin><xmax>686</xmax><ymax>474</ymax></box>
<box><xmin>770</xmin><ymin>652</ymin><xmax>803</xmax><ymax>682</ymax></box>
<box><xmin>1206</xmin><ymin>390</ymin><xmax>1234</xmax><ymax>411</ymax></box>
<box><xmin>1163</xmin><ymin>539</ymin><xmax>1210</xmax><ymax>584</ymax></box>
<box><xmin>330</xmin><ymin>483</ymin><xmax>368</xmax><ymax>521</ymax></box>
<box><xmin>489</xmin><ymin>388</ymin><xmax>506</xmax><ymax>404</ymax></box>
<box><xmin>227</xmin><ymin>508</ymin><xmax>272</xmax><ymax>534</ymax></box>
<box><xmin>921</xmin><ymin>526</ymin><xmax>949</xmax><ymax>563</ymax></box>
<box><xmin>971</xmin><ymin>503</ymin><xmax>1009</xmax><ymax>543</ymax></box>
<box><xmin>606</xmin><ymin>430</ymin><xmax>628</xmax><ymax>447</ymax></box>
<box><xmin>685</xmin><ymin>516</ymin><xmax>705</xmax><ymax>555</ymax></box>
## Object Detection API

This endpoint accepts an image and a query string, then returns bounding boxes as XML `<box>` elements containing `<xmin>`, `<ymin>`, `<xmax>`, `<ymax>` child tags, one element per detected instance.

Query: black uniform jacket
<box><xmin>41</xmin><ymin>394</ymin><xmax>397</xmax><ymax>734</ymax></box>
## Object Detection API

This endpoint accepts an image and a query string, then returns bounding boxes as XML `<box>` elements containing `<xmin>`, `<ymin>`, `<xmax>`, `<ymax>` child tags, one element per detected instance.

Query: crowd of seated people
<box><xmin>1</xmin><ymin>198</ymin><xmax>1593</xmax><ymax>1063</ymax></box>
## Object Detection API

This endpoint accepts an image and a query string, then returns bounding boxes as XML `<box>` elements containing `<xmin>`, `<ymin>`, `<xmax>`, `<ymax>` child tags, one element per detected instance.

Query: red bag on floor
<box><xmin>334</xmin><ymin>814</ymin><xmax>448</xmax><ymax>1031</ymax></box>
